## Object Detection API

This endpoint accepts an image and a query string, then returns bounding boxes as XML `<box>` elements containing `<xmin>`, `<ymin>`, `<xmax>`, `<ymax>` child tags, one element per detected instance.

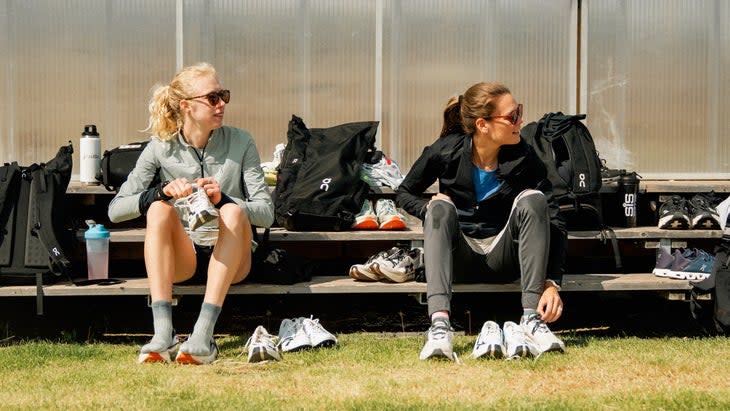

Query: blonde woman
<box><xmin>109</xmin><ymin>62</ymin><xmax>274</xmax><ymax>364</ymax></box>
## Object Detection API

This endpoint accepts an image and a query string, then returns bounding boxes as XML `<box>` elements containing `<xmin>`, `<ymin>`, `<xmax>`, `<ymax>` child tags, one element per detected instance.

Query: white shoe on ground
<box><xmin>520</xmin><ymin>314</ymin><xmax>566</xmax><ymax>354</ymax></box>
<box><xmin>472</xmin><ymin>321</ymin><xmax>504</xmax><ymax>359</ymax></box>
<box><xmin>245</xmin><ymin>325</ymin><xmax>282</xmax><ymax>363</ymax></box>
<box><xmin>419</xmin><ymin>318</ymin><xmax>455</xmax><ymax>361</ymax></box>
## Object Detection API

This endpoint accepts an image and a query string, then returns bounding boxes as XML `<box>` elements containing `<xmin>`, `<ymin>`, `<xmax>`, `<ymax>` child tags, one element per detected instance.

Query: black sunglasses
<box><xmin>184</xmin><ymin>89</ymin><xmax>230</xmax><ymax>106</ymax></box>
<box><xmin>487</xmin><ymin>103</ymin><xmax>523</xmax><ymax>125</ymax></box>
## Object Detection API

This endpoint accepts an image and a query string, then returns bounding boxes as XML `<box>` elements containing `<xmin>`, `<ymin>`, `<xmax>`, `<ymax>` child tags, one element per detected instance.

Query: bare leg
<box><xmin>203</xmin><ymin>203</ymin><xmax>252</xmax><ymax>305</ymax></box>
<box><xmin>180</xmin><ymin>203</ymin><xmax>252</xmax><ymax>358</ymax></box>
<box><xmin>140</xmin><ymin>201</ymin><xmax>195</xmax><ymax>360</ymax></box>
<box><xmin>144</xmin><ymin>201</ymin><xmax>196</xmax><ymax>302</ymax></box>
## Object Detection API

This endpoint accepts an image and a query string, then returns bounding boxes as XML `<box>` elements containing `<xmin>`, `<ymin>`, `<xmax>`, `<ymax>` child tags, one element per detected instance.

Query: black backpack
<box><xmin>523</xmin><ymin>112</ymin><xmax>621</xmax><ymax>268</ymax></box>
<box><xmin>0</xmin><ymin>143</ymin><xmax>77</xmax><ymax>291</ymax></box>
<box><xmin>690</xmin><ymin>237</ymin><xmax>730</xmax><ymax>335</ymax></box>
<box><xmin>273</xmin><ymin>115</ymin><xmax>378</xmax><ymax>231</ymax></box>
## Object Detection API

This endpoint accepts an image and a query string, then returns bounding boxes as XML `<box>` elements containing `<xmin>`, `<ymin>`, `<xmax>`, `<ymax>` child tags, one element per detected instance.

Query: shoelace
<box><xmin>188</xmin><ymin>188</ymin><xmax>212</xmax><ymax>213</ymax></box>
<box><xmin>245</xmin><ymin>330</ymin><xmax>278</xmax><ymax>350</ymax></box>
<box><xmin>304</xmin><ymin>316</ymin><xmax>332</xmax><ymax>339</ymax></box>
<box><xmin>377</xmin><ymin>200</ymin><xmax>399</xmax><ymax>217</ymax></box>
<box><xmin>524</xmin><ymin>316</ymin><xmax>551</xmax><ymax>336</ymax></box>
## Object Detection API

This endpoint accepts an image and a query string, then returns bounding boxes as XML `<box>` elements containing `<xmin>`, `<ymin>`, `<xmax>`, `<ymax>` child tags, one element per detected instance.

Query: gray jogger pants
<box><xmin>423</xmin><ymin>189</ymin><xmax>550</xmax><ymax>316</ymax></box>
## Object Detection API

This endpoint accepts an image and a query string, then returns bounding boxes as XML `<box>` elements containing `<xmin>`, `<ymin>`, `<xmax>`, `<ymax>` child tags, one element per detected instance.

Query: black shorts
<box><xmin>178</xmin><ymin>244</ymin><xmax>214</xmax><ymax>285</ymax></box>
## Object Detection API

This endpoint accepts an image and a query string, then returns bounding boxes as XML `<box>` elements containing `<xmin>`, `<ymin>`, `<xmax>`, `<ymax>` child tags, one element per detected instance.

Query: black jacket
<box><xmin>396</xmin><ymin>133</ymin><xmax>566</xmax><ymax>279</ymax></box>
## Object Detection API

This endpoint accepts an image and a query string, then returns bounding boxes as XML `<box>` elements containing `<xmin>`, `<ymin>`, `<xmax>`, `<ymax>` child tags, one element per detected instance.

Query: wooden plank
<box><xmin>0</xmin><ymin>273</ymin><xmax>693</xmax><ymax>297</ymax></box>
<box><xmin>68</xmin><ymin>179</ymin><xmax>730</xmax><ymax>196</ymax></box>
<box><xmin>640</xmin><ymin>179</ymin><xmax>730</xmax><ymax>193</ymax></box>
<box><xmin>80</xmin><ymin>225</ymin><xmax>724</xmax><ymax>244</ymax></box>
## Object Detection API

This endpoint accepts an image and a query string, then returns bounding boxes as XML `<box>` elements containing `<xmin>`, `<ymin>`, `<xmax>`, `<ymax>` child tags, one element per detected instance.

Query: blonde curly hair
<box><xmin>144</xmin><ymin>62</ymin><xmax>218</xmax><ymax>141</ymax></box>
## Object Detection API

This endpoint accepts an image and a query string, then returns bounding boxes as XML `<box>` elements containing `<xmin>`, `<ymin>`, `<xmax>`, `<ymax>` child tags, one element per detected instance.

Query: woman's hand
<box><xmin>162</xmin><ymin>178</ymin><xmax>193</xmax><ymax>199</ymax></box>
<box><xmin>537</xmin><ymin>281</ymin><xmax>563</xmax><ymax>323</ymax></box>
<box><xmin>428</xmin><ymin>193</ymin><xmax>452</xmax><ymax>206</ymax></box>
<box><xmin>195</xmin><ymin>177</ymin><xmax>222</xmax><ymax>205</ymax></box>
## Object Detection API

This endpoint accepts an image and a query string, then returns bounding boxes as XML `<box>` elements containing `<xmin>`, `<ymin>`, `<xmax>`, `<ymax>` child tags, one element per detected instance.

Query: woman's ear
<box><xmin>475</xmin><ymin>117</ymin><xmax>489</xmax><ymax>133</ymax></box>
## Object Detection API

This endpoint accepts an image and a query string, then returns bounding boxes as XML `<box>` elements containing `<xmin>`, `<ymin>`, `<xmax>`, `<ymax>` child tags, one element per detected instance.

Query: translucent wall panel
<box><xmin>383</xmin><ymin>0</ymin><xmax>573</xmax><ymax>168</ymax></box>
<box><xmin>183</xmin><ymin>0</ymin><xmax>377</xmax><ymax>164</ymax></box>
<box><xmin>586</xmin><ymin>0</ymin><xmax>730</xmax><ymax>177</ymax></box>
<box><xmin>0</xmin><ymin>0</ymin><xmax>175</xmax><ymax>177</ymax></box>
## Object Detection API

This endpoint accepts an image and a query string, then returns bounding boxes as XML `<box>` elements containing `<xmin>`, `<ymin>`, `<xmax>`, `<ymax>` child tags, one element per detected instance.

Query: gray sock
<box><xmin>140</xmin><ymin>300</ymin><xmax>174</xmax><ymax>353</ymax></box>
<box><xmin>180</xmin><ymin>303</ymin><xmax>221</xmax><ymax>355</ymax></box>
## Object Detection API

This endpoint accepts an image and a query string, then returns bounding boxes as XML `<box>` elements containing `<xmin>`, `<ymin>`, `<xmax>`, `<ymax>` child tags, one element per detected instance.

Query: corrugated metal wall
<box><xmin>0</xmin><ymin>0</ymin><xmax>727</xmax><ymax>178</ymax></box>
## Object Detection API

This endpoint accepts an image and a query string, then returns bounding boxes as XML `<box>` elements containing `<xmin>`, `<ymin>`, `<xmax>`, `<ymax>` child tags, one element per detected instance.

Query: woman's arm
<box><xmin>396</xmin><ymin>145</ymin><xmax>440</xmax><ymax>220</ymax></box>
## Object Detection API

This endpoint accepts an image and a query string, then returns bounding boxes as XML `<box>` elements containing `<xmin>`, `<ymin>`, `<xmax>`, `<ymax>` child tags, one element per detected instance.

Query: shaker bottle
<box><xmin>619</xmin><ymin>172</ymin><xmax>640</xmax><ymax>227</ymax></box>
<box><xmin>80</xmin><ymin>124</ymin><xmax>101</xmax><ymax>185</ymax></box>
<box><xmin>84</xmin><ymin>221</ymin><xmax>110</xmax><ymax>280</ymax></box>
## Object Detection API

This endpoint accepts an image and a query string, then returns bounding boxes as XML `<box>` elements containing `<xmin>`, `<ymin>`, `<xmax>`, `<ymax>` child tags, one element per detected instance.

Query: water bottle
<box><xmin>619</xmin><ymin>172</ymin><xmax>640</xmax><ymax>227</ymax></box>
<box><xmin>84</xmin><ymin>221</ymin><xmax>110</xmax><ymax>280</ymax></box>
<box><xmin>80</xmin><ymin>124</ymin><xmax>101</xmax><ymax>185</ymax></box>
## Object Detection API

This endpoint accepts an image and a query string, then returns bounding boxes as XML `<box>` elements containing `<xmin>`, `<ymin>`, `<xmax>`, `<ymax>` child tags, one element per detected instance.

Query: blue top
<box><xmin>472</xmin><ymin>166</ymin><xmax>501</xmax><ymax>202</ymax></box>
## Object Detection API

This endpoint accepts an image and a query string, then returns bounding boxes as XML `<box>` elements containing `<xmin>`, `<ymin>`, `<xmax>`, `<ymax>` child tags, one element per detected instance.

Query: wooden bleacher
<box><xmin>1</xmin><ymin>179</ymin><xmax>728</xmax><ymax>303</ymax></box>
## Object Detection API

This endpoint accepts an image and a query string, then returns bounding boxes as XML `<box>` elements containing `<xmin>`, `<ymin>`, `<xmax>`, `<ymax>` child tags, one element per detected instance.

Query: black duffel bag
<box><xmin>96</xmin><ymin>141</ymin><xmax>159</xmax><ymax>192</ymax></box>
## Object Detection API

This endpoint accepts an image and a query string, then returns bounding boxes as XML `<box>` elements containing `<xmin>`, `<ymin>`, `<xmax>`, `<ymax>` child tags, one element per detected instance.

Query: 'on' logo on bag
<box><xmin>320</xmin><ymin>177</ymin><xmax>332</xmax><ymax>191</ymax></box>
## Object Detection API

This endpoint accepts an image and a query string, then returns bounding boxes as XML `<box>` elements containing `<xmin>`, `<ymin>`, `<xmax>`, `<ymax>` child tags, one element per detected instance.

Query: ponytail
<box><xmin>145</xmin><ymin>84</ymin><xmax>181</xmax><ymax>141</ymax></box>
<box><xmin>439</xmin><ymin>95</ymin><xmax>464</xmax><ymax>138</ymax></box>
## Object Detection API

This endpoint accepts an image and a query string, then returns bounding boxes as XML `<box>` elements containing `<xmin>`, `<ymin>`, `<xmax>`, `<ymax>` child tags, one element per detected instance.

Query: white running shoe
<box><xmin>278</xmin><ymin>318</ymin><xmax>312</xmax><ymax>352</ymax></box>
<box><xmin>503</xmin><ymin>321</ymin><xmax>534</xmax><ymax>359</ymax></box>
<box><xmin>175</xmin><ymin>338</ymin><xmax>219</xmax><ymax>365</ymax></box>
<box><xmin>472</xmin><ymin>321</ymin><xmax>504</xmax><ymax>359</ymax></box>
<box><xmin>375</xmin><ymin>198</ymin><xmax>406</xmax><ymax>230</ymax></box>
<box><xmin>175</xmin><ymin>186</ymin><xmax>219</xmax><ymax>231</ymax></box>
<box><xmin>244</xmin><ymin>325</ymin><xmax>282</xmax><ymax>363</ymax></box>
<box><xmin>419</xmin><ymin>318</ymin><xmax>455</xmax><ymax>361</ymax></box>
<box><xmin>377</xmin><ymin>247</ymin><xmax>424</xmax><ymax>283</ymax></box>
<box><xmin>302</xmin><ymin>316</ymin><xmax>337</xmax><ymax>348</ymax></box>
<box><xmin>352</xmin><ymin>199</ymin><xmax>378</xmax><ymax>230</ymax></box>
<box><xmin>137</xmin><ymin>334</ymin><xmax>179</xmax><ymax>364</ymax></box>
<box><xmin>349</xmin><ymin>248</ymin><xmax>400</xmax><ymax>282</ymax></box>
<box><xmin>521</xmin><ymin>314</ymin><xmax>566</xmax><ymax>354</ymax></box>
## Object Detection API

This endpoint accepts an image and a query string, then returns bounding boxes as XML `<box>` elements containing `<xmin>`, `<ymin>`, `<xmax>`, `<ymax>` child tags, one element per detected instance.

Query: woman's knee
<box><xmin>218</xmin><ymin>204</ymin><xmax>249</xmax><ymax>231</ymax></box>
<box><xmin>425</xmin><ymin>200</ymin><xmax>457</xmax><ymax>225</ymax></box>
<box><xmin>515</xmin><ymin>190</ymin><xmax>548</xmax><ymax>216</ymax></box>
<box><xmin>146</xmin><ymin>201</ymin><xmax>179</xmax><ymax>229</ymax></box>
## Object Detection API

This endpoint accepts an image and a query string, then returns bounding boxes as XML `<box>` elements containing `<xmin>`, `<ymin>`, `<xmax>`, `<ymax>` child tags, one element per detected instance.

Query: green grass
<box><xmin>1</xmin><ymin>333</ymin><xmax>729</xmax><ymax>410</ymax></box>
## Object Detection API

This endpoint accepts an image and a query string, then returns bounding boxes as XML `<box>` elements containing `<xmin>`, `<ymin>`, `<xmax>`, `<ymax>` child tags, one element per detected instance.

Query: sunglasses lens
<box><xmin>220</xmin><ymin>90</ymin><xmax>231</xmax><ymax>104</ymax></box>
<box><xmin>204</xmin><ymin>90</ymin><xmax>231</xmax><ymax>106</ymax></box>
<box><xmin>512</xmin><ymin>104</ymin><xmax>523</xmax><ymax>124</ymax></box>
<box><xmin>206</xmin><ymin>94</ymin><xmax>220</xmax><ymax>105</ymax></box>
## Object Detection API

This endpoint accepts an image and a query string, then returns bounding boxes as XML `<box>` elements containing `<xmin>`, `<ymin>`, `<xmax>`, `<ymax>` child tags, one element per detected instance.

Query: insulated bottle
<box><xmin>80</xmin><ymin>124</ymin><xmax>101</xmax><ymax>185</ymax></box>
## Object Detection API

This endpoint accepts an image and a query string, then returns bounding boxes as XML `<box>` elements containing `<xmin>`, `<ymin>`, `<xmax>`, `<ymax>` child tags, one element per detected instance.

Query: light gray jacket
<box><xmin>108</xmin><ymin>126</ymin><xmax>274</xmax><ymax>230</ymax></box>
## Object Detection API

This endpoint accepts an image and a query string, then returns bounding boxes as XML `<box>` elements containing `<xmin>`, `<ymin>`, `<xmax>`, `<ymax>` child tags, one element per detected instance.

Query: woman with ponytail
<box><xmin>109</xmin><ymin>62</ymin><xmax>274</xmax><ymax>364</ymax></box>
<box><xmin>396</xmin><ymin>82</ymin><xmax>567</xmax><ymax>361</ymax></box>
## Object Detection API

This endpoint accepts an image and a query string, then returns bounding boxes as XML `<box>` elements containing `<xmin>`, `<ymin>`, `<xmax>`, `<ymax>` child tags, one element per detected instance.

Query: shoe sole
<box><xmin>378</xmin><ymin>269</ymin><xmax>414</xmax><ymax>283</ymax></box>
<box><xmin>658</xmin><ymin>215</ymin><xmax>690</xmax><ymax>230</ymax></box>
<box><xmin>473</xmin><ymin>345</ymin><xmax>504</xmax><ymax>359</ymax></box>
<box><xmin>352</xmin><ymin>216</ymin><xmax>378</xmax><ymax>230</ymax></box>
<box><xmin>311</xmin><ymin>338</ymin><xmax>337</xmax><ymax>348</ymax></box>
<box><xmin>349</xmin><ymin>265</ymin><xmax>381</xmax><ymax>281</ymax></box>
<box><xmin>691</xmin><ymin>215</ymin><xmax>720</xmax><ymax>230</ymax></box>
<box><xmin>419</xmin><ymin>349</ymin><xmax>454</xmax><ymax>361</ymax></box>
<box><xmin>248</xmin><ymin>347</ymin><xmax>282</xmax><ymax>363</ymax></box>
<box><xmin>138</xmin><ymin>351</ymin><xmax>172</xmax><ymax>364</ymax></box>
<box><xmin>379</xmin><ymin>216</ymin><xmax>406</xmax><ymax>230</ymax></box>
<box><xmin>652</xmin><ymin>268</ymin><xmax>672</xmax><ymax>277</ymax></box>
<box><xmin>175</xmin><ymin>348</ymin><xmax>217</xmax><ymax>365</ymax></box>
<box><xmin>506</xmin><ymin>345</ymin><xmax>533</xmax><ymax>359</ymax></box>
